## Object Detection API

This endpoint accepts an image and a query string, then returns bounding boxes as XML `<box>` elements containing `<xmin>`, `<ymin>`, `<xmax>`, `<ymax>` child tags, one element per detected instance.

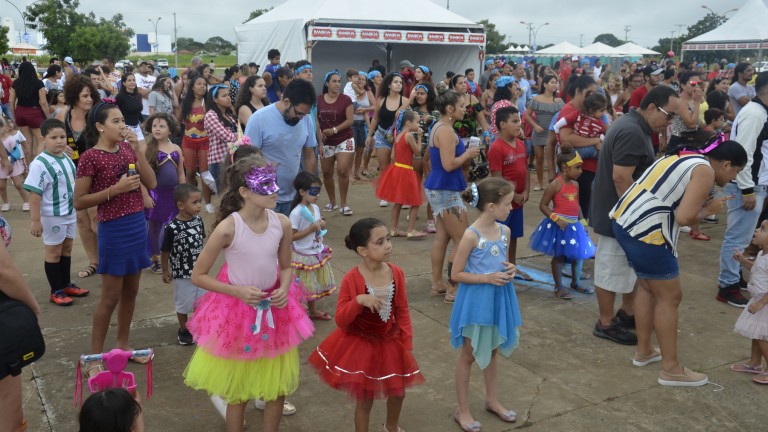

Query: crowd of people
<box><xmin>0</xmin><ymin>48</ymin><xmax>767</xmax><ymax>432</ymax></box>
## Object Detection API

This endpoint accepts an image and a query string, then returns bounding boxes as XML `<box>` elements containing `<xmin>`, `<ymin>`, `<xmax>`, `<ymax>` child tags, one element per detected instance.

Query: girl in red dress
<box><xmin>309</xmin><ymin>218</ymin><xmax>424</xmax><ymax>432</ymax></box>
<box><xmin>375</xmin><ymin>111</ymin><xmax>426</xmax><ymax>239</ymax></box>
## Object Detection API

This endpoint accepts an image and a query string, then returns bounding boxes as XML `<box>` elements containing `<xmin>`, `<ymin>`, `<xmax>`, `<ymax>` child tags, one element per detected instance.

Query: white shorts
<box><xmin>174</xmin><ymin>278</ymin><xmax>206</xmax><ymax>314</ymax></box>
<box><xmin>42</xmin><ymin>214</ymin><xmax>77</xmax><ymax>246</ymax></box>
<box><xmin>0</xmin><ymin>160</ymin><xmax>25</xmax><ymax>179</ymax></box>
<box><xmin>127</xmin><ymin>124</ymin><xmax>145</xmax><ymax>141</ymax></box>
<box><xmin>593</xmin><ymin>234</ymin><xmax>637</xmax><ymax>294</ymax></box>
<box><xmin>322</xmin><ymin>138</ymin><xmax>355</xmax><ymax>158</ymax></box>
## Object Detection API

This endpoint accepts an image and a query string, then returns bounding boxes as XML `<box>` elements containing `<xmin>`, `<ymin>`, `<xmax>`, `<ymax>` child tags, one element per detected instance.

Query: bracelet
<box><xmin>549</xmin><ymin>212</ymin><xmax>559</xmax><ymax>222</ymax></box>
<box><xmin>333</xmin><ymin>127</ymin><xmax>338</xmax><ymax>135</ymax></box>
<box><xmin>580</xmin><ymin>218</ymin><xmax>588</xmax><ymax>226</ymax></box>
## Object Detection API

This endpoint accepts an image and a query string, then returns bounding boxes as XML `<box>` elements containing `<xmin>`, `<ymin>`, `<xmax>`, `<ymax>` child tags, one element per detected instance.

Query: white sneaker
<box><xmin>0</xmin><ymin>203</ymin><xmax>9</xmax><ymax>212</ymax></box>
<box><xmin>254</xmin><ymin>399</ymin><xmax>297</xmax><ymax>416</ymax></box>
<box><xmin>205</xmin><ymin>203</ymin><xmax>215</xmax><ymax>214</ymax></box>
<box><xmin>210</xmin><ymin>395</ymin><xmax>227</xmax><ymax>420</ymax></box>
<box><xmin>379</xmin><ymin>200</ymin><xmax>389</xmax><ymax>207</ymax></box>
<box><xmin>200</xmin><ymin>171</ymin><xmax>217</xmax><ymax>194</ymax></box>
<box><xmin>679</xmin><ymin>226</ymin><xmax>691</xmax><ymax>233</ymax></box>
<box><xmin>22</xmin><ymin>202</ymin><xmax>29</xmax><ymax>211</ymax></box>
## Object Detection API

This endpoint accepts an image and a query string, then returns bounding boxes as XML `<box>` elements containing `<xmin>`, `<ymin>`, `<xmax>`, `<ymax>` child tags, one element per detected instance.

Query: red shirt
<box><xmin>559</xmin><ymin>110</ymin><xmax>605</xmax><ymax>138</ymax></box>
<box><xmin>0</xmin><ymin>74</ymin><xmax>11</xmax><ymax>104</ymax></box>
<box><xmin>401</xmin><ymin>68</ymin><xmax>415</xmax><ymax>97</ymax></box>
<box><xmin>77</xmin><ymin>142</ymin><xmax>144</xmax><ymax>222</ymax></box>
<box><xmin>557</xmin><ymin>102</ymin><xmax>597</xmax><ymax>173</ymax></box>
<box><xmin>488</xmin><ymin>136</ymin><xmax>527</xmax><ymax>209</ymax></box>
<box><xmin>559</xmin><ymin>66</ymin><xmax>572</xmax><ymax>94</ymax></box>
<box><xmin>317</xmin><ymin>94</ymin><xmax>353</xmax><ymax>146</ymax></box>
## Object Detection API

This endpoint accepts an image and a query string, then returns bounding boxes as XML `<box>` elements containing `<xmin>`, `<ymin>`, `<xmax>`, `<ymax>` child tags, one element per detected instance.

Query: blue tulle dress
<box><xmin>449</xmin><ymin>224</ymin><xmax>523</xmax><ymax>369</ymax></box>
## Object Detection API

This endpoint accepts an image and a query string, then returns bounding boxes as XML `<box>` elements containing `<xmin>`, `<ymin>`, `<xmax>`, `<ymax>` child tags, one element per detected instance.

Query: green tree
<box><xmin>204</xmin><ymin>36</ymin><xmax>235</xmax><ymax>54</ymax></box>
<box><xmin>24</xmin><ymin>0</ymin><xmax>92</xmax><ymax>58</ymax></box>
<box><xmin>477</xmin><ymin>19</ymin><xmax>506</xmax><ymax>54</ymax></box>
<box><xmin>0</xmin><ymin>26</ymin><xmax>9</xmax><ymax>55</ymax></box>
<box><xmin>593</xmin><ymin>33</ymin><xmax>623</xmax><ymax>47</ymax></box>
<box><xmin>176</xmin><ymin>37</ymin><xmax>204</xmax><ymax>52</ymax></box>
<box><xmin>243</xmin><ymin>8</ymin><xmax>273</xmax><ymax>24</ymax></box>
<box><xmin>69</xmin><ymin>22</ymin><xmax>130</xmax><ymax>65</ymax></box>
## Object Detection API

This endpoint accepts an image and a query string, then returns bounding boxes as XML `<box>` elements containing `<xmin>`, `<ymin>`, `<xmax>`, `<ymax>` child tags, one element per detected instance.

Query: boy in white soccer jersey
<box><xmin>23</xmin><ymin>119</ymin><xmax>90</xmax><ymax>306</ymax></box>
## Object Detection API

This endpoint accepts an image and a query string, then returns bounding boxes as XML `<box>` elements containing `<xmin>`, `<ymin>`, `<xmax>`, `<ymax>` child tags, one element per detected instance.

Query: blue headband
<box><xmin>367</xmin><ymin>70</ymin><xmax>381</xmax><ymax>80</ymax></box>
<box><xmin>485</xmin><ymin>59</ymin><xmax>494</xmax><ymax>66</ymax></box>
<box><xmin>210</xmin><ymin>84</ymin><xmax>227</xmax><ymax>98</ymax></box>
<box><xmin>495</xmin><ymin>76</ymin><xmax>513</xmax><ymax>88</ymax></box>
<box><xmin>357</xmin><ymin>70</ymin><xmax>367</xmax><ymax>76</ymax></box>
<box><xmin>324</xmin><ymin>69</ymin><xmax>340</xmax><ymax>83</ymax></box>
<box><xmin>417</xmin><ymin>65</ymin><xmax>430</xmax><ymax>74</ymax></box>
<box><xmin>414</xmin><ymin>84</ymin><xmax>429</xmax><ymax>94</ymax></box>
<box><xmin>295</xmin><ymin>64</ymin><xmax>312</xmax><ymax>74</ymax></box>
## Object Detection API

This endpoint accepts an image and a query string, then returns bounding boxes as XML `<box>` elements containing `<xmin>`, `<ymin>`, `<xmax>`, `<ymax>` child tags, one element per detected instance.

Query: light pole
<box><xmin>148</xmin><ymin>17</ymin><xmax>162</xmax><ymax>55</ymax></box>
<box><xmin>173</xmin><ymin>12</ymin><xmax>180</xmax><ymax>68</ymax></box>
<box><xmin>3</xmin><ymin>0</ymin><xmax>26</xmax><ymax>42</ymax></box>
<box><xmin>520</xmin><ymin>21</ymin><xmax>549</xmax><ymax>52</ymax></box>
<box><xmin>701</xmin><ymin>5</ymin><xmax>738</xmax><ymax>16</ymax></box>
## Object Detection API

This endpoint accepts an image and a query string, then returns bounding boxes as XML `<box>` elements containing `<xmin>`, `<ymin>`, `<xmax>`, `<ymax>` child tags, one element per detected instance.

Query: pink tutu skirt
<box><xmin>187</xmin><ymin>262</ymin><xmax>314</xmax><ymax>360</ymax></box>
<box><xmin>734</xmin><ymin>291</ymin><xmax>768</xmax><ymax>341</ymax></box>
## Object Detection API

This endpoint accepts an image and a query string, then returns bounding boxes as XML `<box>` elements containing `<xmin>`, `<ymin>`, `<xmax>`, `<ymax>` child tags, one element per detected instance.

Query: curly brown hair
<box><xmin>63</xmin><ymin>75</ymin><xmax>101</xmax><ymax>108</ymax></box>
<box><xmin>213</xmin><ymin>153</ymin><xmax>268</xmax><ymax>231</ymax></box>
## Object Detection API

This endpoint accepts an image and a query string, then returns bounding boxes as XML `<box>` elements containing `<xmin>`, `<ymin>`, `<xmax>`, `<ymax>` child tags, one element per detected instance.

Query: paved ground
<box><xmin>8</xmin><ymin>175</ymin><xmax>765</xmax><ymax>432</ymax></box>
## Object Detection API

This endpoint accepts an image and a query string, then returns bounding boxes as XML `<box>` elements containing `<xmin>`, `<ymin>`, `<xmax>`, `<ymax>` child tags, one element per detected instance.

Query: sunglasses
<box><xmin>657</xmin><ymin>106</ymin><xmax>675</xmax><ymax>121</ymax></box>
<box><xmin>306</xmin><ymin>186</ymin><xmax>321</xmax><ymax>196</ymax></box>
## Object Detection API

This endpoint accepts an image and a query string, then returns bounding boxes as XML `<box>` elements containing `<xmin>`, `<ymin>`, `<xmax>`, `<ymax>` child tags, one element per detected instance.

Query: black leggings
<box><xmin>577</xmin><ymin>170</ymin><xmax>595</xmax><ymax>220</ymax></box>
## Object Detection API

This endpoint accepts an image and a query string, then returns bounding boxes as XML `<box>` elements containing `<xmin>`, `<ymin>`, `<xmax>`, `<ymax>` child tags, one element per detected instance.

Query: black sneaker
<box><xmin>615</xmin><ymin>309</ymin><xmax>636</xmax><ymax>330</ymax></box>
<box><xmin>716</xmin><ymin>285</ymin><xmax>748</xmax><ymax>308</ymax></box>
<box><xmin>177</xmin><ymin>328</ymin><xmax>194</xmax><ymax>345</ymax></box>
<box><xmin>593</xmin><ymin>318</ymin><xmax>638</xmax><ymax>345</ymax></box>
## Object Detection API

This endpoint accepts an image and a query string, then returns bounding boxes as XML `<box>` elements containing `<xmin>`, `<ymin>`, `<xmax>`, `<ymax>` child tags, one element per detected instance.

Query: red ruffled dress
<box><xmin>375</xmin><ymin>133</ymin><xmax>422</xmax><ymax>206</ymax></box>
<box><xmin>308</xmin><ymin>264</ymin><xmax>425</xmax><ymax>400</ymax></box>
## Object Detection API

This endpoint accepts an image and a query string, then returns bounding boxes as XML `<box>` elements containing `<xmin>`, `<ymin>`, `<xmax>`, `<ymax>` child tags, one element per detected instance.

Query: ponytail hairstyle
<box><xmin>213</xmin><ymin>153</ymin><xmax>268</xmax><ymax>230</ymax></box>
<box><xmin>680</xmin><ymin>133</ymin><xmax>748</xmax><ymax>168</ymax></box>
<box><xmin>84</xmin><ymin>102</ymin><xmax>119</xmax><ymax>148</ymax></box>
<box><xmin>435</xmin><ymin>83</ymin><xmax>461</xmax><ymax>115</ymax></box>
<box><xmin>395</xmin><ymin>109</ymin><xmax>418</xmax><ymax>136</ymax></box>
<box><xmin>143</xmin><ymin>113</ymin><xmax>180</xmax><ymax>173</ymax></box>
<box><xmin>345</xmin><ymin>218</ymin><xmax>386</xmax><ymax>254</ymax></box>
<box><xmin>290</xmin><ymin>171</ymin><xmax>322</xmax><ymax>211</ymax></box>
<box><xmin>449</xmin><ymin>74</ymin><xmax>465</xmax><ymax>91</ymax></box>
<box><xmin>460</xmin><ymin>177</ymin><xmax>514</xmax><ymax>211</ymax></box>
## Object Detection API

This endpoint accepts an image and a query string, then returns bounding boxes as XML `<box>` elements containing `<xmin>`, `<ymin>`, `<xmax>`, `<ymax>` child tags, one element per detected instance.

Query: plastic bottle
<box><xmin>127</xmin><ymin>163</ymin><xmax>137</xmax><ymax>176</ymax></box>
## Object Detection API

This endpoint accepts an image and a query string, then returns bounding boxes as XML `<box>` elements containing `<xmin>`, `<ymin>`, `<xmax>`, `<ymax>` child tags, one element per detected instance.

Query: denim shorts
<box><xmin>425</xmin><ymin>188</ymin><xmax>466</xmax><ymax>218</ymax></box>
<box><xmin>373</xmin><ymin>126</ymin><xmax>392</xmax><ymax>150</ymax></box>
<box><xmin>612</xmin><ymin>220</ymin><xmax>679</xmax><ymax>280</ymax></box>
<box><xmin>499</xmin><ymin>207</ymin><xmax>524</xmax><ymax>238</ymax></box>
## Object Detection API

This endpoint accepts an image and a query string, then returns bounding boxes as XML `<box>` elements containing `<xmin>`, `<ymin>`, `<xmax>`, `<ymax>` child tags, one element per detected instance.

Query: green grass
<box><xmin>20</xmin><ymin>53</ymin><xmax>238</xmax><ymax>72</ymax></box>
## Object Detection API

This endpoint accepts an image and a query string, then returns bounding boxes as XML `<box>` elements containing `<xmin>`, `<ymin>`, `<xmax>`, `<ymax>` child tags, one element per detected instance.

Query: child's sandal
<box><xmin>554</xmin><ymin>288</ymin><xmax>573</xmax><ymax>300</ymax></box>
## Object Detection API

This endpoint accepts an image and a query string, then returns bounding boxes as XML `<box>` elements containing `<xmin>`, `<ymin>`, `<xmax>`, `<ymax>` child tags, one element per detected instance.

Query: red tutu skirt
<box><xmin>187</xmin><ymin>262</ymin><xmax>314</xmax><ymax>360</ymax></box>
<box><xmin>308</xmin><ymin>325</ymin><xmax>425</xmax><ymax>400</ymax></box>
<box><xmin>375</xmin><ymin>164</ymin><xmax>422</xmax><ymax>206</ymax></box>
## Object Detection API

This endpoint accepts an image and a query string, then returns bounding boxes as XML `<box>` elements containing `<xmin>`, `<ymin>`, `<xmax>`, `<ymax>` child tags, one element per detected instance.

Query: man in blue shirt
<box><xmin>245</xmin><ymin>79</ymin><xmax>318</xmax><ymax>216</ymax></box>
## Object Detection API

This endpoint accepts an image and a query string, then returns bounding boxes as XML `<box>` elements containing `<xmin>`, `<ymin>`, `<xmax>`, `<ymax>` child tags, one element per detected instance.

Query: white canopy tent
<box><xmin>681</xmin><ymin>0</ymin><xmax>768</xmax><ymax>61</ymax></box>
<box><xmin>532</xmin><ymin>41</ymin><xmax>585</xmax><ymax>56</ymax></box>
<box><xmin>616</xmin><ymin>42</ymin><xmax>660</xmax><ymax>56</ymax></box>
<box><xmin>505</xmin><ymin>45</ymin><xmax>526</xmax><ymax>53</ymax></box>
<box><xmin>234</xmin><ymin>0</ymin><xmax>486</xmax><ymax>88</ymax></box>
<box><xmin>580</xmin><ymin>42</ymin><xmax>624</xmax><ymax>56</ymax></box>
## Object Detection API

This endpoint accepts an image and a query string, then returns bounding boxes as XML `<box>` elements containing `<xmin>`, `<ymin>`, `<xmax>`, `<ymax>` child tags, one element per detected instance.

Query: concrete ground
<box><xmin>8</xmin><ymin>175</ymin><xmax>765</xmax><ymax>432</ymax></box>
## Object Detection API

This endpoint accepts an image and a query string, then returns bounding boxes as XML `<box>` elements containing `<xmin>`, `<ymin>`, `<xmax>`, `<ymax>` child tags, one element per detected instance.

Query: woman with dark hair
<box><xmin>525</xmin><ymin>74</ymin><xmax>564</xmax><ymax>190</ymax></box>
<box><xmin>480</xmin><ymin>70</ymin><xmax>501</xmax><ymax>126</ymax></box>
<box><xmin>556</xmin><ymin>75</ymin><xmax>599</xmax><ymax>218</ymax></box>
<box><xmin>612</xmin><ymin>135</ymin><xmax>746</xmax><ymax>387</ymax></box>
<box><xmin>42</xmin><ymin>64</ymin><xmax>63</xmax><ymax>92</ymax></box>
<box><xmin>204</xmin><ymin>84</ymin><xmax>237</xmax><ymax>193</ymax></box>
<box><xmin>410</xmin><ymin>81</ymin><xmax>439</xmax><ymax>232</ymax></box>
<box><xmin>448</xmin><ymin>74</ymin><xmax>490</xmax><ymax>145</ymax></box>
<box><xmin>236</xmin><ymin>75</ymin><xmax>270</xmax><ymax>130</ymax></box>
<box><xmin>316</xmin><ymin>70</ymin><xmax>355</xmax><ymax>215</ymax></box>
<box><xmin>366</xmin><ymin>73</ymin><xmax>405</xmax><ymax>206</ymax></box>
<box><xmin>115</xmin><ymin>74</ymin><xmax>146</xmax><ymax>145</ymax></box>
<box><xmin>9</xmin><ymin>61</ymin><xmax>49</xmax><ymax>160</ymax></box>
<box><xmin>180</xmin><ymin>75</ymin><xmax>214</xmax><ymax>213</ymax></box>
<box><xmin>224</xmin><ymin>65</ymin><xmax>241</xmax><ymax>106</ymax></box>
<box><xmin>148</xmin><ymin>76</ymin><xmax>176</xmax><ymax>118</ymax></box>
<box><xmin>57</xmin><ymin>75</ymin><xmax>102</xmax><ymax>278</ymax></box>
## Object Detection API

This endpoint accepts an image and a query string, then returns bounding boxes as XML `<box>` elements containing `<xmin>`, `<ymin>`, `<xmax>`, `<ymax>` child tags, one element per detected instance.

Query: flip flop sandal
<box><xmin>570</xmin><ymin>285</ymin><xmax>595</xmax><ymax>294</ymax></box>
<box><xmin>513</xmin><ymin>270</ymin><xmax>533</xmax><ymax>281</ymax></box>
<box><xmin>128</xmin><ymin>348</ymin><xmax>154</xmax><ymax>365</ymax></box>
<box><xmin>406</xmin><ymin>230</ymin><xmax>427</xmax><ymax>240</ymax></box>
<box><xmin>430</xmin><ymin>286</ymin><xmax>447</xmax><ymax>296</ymax></box>
<box><xmin>322</xmin><ymin>203</ymin><xmax>338</xmax><ymax>212</ymax></box>
<box><xmin>309</xmin><ymin>311</ymin><xmax>332</xmax><ymax>321</ymax></box>
<box><xmin>730</xmin><ymin>363</ymin><xmax>764</xmax><ymax>374</ymax></box>
<box><xmin>443</xmin><ymin>293</ymin><xmax>456</xmax><ymax>304</ymax></box>
<box><xmin>83</xmin><ymin>361</ymin><xmax>104</xmax><ymax>379</ymax></box>
<box><xmin>78</xmin><ymin>263</ymin><xmax>97</xmax><ymax>278</ymax></box>
<box><xmin>390</xmin><ymin>230</ymin><xmax>407</xmax><ymax>237</ymax></box>
<box><xmin>340</xmin><ymin>206</ymin><xmax>354</xmax><ymax>216</ymax></box>
<box><xmin>753</xmin><ymin>373</ymin><xmax>768</xmax><ymax>384</ymax></box>
<box><xmin>689</xmin><ymin>232</ymin><xmax>711</xmax><ymax>241</ymax></box>
<box><xmin>554</xmin><ymin>289</ymin><xmax>573</xmax><ymax>300</ymax></box>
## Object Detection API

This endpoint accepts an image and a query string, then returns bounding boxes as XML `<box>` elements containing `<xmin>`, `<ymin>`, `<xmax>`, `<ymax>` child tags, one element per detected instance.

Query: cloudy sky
<box><xmin>3</xmin><ymin>0</ymin><xmax>747</xmax><ymax>49</ymax></box>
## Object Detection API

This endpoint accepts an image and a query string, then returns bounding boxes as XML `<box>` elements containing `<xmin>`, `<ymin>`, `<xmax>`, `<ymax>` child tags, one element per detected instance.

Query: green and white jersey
<box><xmin>23</xmin><ymin>151</ymin><xmax>76</xmax><ymax>216</ymax></box>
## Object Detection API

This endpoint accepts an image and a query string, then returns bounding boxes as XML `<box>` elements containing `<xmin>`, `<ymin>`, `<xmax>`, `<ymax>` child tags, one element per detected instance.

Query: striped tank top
<box><xmin>610</xmin><ymin>154</ymin><xmax>711</xmax><ymax>256</ymax></box>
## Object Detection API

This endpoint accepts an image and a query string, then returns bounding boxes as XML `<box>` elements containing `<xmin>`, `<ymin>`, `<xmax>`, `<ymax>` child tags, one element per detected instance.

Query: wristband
<box><xmin>742</xmin><ymin>187</ymin><xmax>755</xmax><ymax>196</ymax></box>
<box><xmin>580</xmin><ymin>218</ymin><xmax>588</xmax><ymax>226</ymax></box>
<box><xmin>549</xmin><ymin>213</ymin><xmax>559</xmax><ymax>222</ymax></box>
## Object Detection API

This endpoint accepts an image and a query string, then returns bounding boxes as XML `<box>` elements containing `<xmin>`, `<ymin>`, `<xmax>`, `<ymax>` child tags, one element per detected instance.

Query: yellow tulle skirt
<box><xmin>183</xmin><ymin>347</ymin><xmax>300</xmax><ymax>404</ymax></box>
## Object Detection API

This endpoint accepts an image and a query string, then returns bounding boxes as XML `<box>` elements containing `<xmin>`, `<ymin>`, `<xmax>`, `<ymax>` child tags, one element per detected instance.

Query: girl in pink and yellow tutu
<box><xmin>183</xmin><ymin>153</ymin><xmax>313</xmax><ymax>431</ymax></box>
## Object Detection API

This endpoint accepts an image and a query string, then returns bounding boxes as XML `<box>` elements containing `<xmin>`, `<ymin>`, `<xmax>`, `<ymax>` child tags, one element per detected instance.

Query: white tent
<box><xmin>615</xmin><ymin>42</ymin><xmax>660</xmax><ymax>56</ymax></box>
<box><xmin>505</xmin><ymin>45</ymin><xmax>525</xmax><ymax>53</ymax></box>
<box><xmin>533</xmin><ymin>41</ymin><xmax>585</xmax><ymax>56</ymax></box>
<box><xmin>681</xmin><ymin>0</ymin><xmax>768</xmax><ymax>60</ymax></box>
<box><xmin>234</xmin><ymin>0</ymin><xmax>486</xmax><ymax>87</ymax></box>
<box><xmin>580</xmin><ymin>42</ymin><xmax>624</xmax><ymax>56</ymax></box>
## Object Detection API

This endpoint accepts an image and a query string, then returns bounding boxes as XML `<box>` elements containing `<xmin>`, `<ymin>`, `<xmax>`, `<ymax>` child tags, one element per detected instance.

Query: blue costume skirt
<box><xmin>97</xmin><ymin>211</ymin><xmax>151</xmax><ymax>276</ymax></box>
<box><xmin>449</xmin><ymin>281</ymin><xmax>522</xmax><ymax>369</ymax></box>
<box><xmin>529</xmin><ymin>216</ymin><xmax>596</xmax><ymax>260</ymax></box>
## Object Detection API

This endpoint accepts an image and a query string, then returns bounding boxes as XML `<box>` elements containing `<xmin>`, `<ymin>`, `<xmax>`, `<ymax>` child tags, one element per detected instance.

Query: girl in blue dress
<box><xmin>449</xmin><ymin>177</ymin><xmax>523</xmax><ymax>432</ymax></box>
